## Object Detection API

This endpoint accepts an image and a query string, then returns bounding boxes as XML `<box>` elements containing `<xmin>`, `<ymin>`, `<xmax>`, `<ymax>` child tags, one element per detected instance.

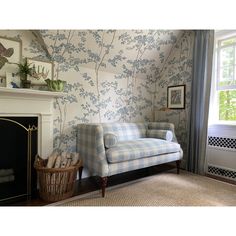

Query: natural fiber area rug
<box><xmin>51</xmin><ymin>170</ymin><xmax>236</xmax><ymax>206</ymax></box>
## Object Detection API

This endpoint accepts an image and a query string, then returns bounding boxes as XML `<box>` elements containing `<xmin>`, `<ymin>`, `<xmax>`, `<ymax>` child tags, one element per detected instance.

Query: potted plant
<box><xmin>15</xmin><ymin>58</ymin><xmax>34</xmax><ymax>88</ymax></box>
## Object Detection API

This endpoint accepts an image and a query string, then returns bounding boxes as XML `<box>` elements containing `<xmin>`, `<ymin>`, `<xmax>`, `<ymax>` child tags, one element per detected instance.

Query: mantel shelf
<box><xmin>0</xmin><ymin>87</ymin><xmax>64</xmax><ymax>158</ymax></box>
<box><xmin>0</xmin><ymin>87</ymin><xmax>66</xmax><ymax>99</ymax></box>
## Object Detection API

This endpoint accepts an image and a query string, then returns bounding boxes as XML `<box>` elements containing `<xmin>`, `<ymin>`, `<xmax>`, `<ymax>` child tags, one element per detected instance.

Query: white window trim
<box><xmin>216</xmin><ymin>36</ymin><xmax>236</xmax><ymax>91</ymax></box>
<box><xmin>208</xmin><ymin>30</ymin><xmax>236</xmax><ymax>125</ymax></box>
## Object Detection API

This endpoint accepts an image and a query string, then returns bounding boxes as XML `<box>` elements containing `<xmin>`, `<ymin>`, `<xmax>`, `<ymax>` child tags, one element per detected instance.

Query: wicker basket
<box><xmin>34</xmin><ymin>156</ymin><xmax>82</xmax><ymax>203</ymax></box>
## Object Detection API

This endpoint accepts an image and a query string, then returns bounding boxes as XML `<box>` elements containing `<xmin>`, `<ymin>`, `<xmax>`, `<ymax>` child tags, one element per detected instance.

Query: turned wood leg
<box><xmin>176</xmin><ymin>160</ymin><xmax>181</xmax><ymax>174</ymax></box>
<box><xmin>101</xmin><ymin>177</ymin><xmax>108</xmax><ymax>197</ymax></box>
<box><xmin>79</xmin><ymin>166</ymin><xmax>83</xmax><ymax>181</ymax></box>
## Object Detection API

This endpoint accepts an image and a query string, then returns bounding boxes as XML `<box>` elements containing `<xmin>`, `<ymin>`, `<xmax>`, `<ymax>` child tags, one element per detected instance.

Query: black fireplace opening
<box><xmin>0</xmin><ymin>116</ymin><xmax>38</xmax><ymax>204</ymax></box>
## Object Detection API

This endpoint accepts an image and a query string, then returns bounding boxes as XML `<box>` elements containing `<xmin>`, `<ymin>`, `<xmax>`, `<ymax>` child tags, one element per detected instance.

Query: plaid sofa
<box><xmin>77</xmin><ymin>122</ymin><xmax>183</xmax><ymax>197</ymax></box>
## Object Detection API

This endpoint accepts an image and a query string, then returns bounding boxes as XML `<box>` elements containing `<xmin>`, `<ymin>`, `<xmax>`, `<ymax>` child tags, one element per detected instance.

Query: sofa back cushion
<box><xmin>102</xmin><ymin>123</ymin><xmax>147</xmax><ymax>142</ymax></box>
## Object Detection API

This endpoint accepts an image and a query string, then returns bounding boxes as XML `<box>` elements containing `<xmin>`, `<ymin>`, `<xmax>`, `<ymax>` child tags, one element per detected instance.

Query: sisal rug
<box><xmin>51</xmin><ymin>170</ymin><xmax>236</xmax><ymax>206</ymax></box>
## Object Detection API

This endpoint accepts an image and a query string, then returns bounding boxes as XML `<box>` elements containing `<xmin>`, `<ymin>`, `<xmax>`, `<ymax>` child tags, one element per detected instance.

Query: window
<box><xmin>213</xmin><ymin>32</ymin><xmax>236</xmax><ymax>122</ymax></box>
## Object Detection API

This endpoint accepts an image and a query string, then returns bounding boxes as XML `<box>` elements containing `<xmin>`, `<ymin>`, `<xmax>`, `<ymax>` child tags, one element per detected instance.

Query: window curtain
<box><xmin>187</xmin><ymin>30</ymin><xmax>214</xmax><ymax>174</ymax></box>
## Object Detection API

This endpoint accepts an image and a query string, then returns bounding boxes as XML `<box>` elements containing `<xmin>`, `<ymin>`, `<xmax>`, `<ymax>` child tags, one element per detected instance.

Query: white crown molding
<box><xmin>215</xmin><ymin>30</ymin><xmax>236</xmax><ymax>40</ymax></box>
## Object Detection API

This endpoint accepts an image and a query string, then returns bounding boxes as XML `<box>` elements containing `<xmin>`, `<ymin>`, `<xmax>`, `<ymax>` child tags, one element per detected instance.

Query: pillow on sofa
<box><xmin>104</xmin><ymin>133</ymin><xmax>118</xmax><ymax>148</ymax></box>
<box><xmin>147</xmin><ymin>129</ymin><xmax>173</xmax><ymax>142</ymax></box>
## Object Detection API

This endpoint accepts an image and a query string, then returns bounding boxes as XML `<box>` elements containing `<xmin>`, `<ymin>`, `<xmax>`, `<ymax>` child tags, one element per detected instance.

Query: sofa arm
<box><xmin>77</xmin><ymin>124</ymin><xmax>109</xmax><ymax>177</ymax></box>
<box><xmin>148</xmin><ymin>122</ymin><xmax>178</xmax><ymax>143</ymax></box>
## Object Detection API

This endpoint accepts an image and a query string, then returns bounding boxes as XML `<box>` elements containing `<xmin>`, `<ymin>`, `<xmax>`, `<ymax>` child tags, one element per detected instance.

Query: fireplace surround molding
<box><xmin>0</xmin><ymin>87</ymin><xmax>65</xmax><ymax>158</ymax></box>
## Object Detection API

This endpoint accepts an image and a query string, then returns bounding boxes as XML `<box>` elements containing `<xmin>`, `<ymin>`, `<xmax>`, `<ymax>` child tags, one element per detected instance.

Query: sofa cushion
<box><xmin>104</xmin><ymin>133</ymin><xmax>118</xmax><ymax>148</ymax></box>
<box><xmin>147</xmin><ymin>129</ymin><xmax>173</xmax><ymax>141</ymax></box>
<box><xmin>106</xmin><ymin>138</ymin><xmax>180</xmax><ymax>163</ymax></box>
<box><xmin>102</xmin><ymin>123</ymin><xmax>147</xmax><ymax>141</ymax></box>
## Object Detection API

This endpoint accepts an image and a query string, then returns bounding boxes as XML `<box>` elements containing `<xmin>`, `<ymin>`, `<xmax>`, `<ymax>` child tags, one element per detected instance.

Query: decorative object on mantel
<box><xmin>0</xmin><ymin>36</ymin><xmax>22</xmax><ymax>77</ymax></box>
<box><xmin>6</xmin><ymin>72</ymin><xmax>20</xmax><ymax>88</ymax></box>
<box><xmin>34</xmin><ymin>151</ymin><xmax>82</xmax><ymax>202</ymax></box>
<box><xmin>45</xmin><ymin>78</ymin><xmax>66</xmax><ymax>92</ymax></box>
<box><xmin>27</xmin><ymin>58</ymin><xmax>66</xmax><ymax>91</ymax></box>
<box><xmin>13</xmin><ymin>58</ymin><xmax>34</xmax><ymax>88</ymax></box>
<box><xmin>27</xmin><ymin>58</ymin><xmax>53</xmax><ymax>86</ymax></box>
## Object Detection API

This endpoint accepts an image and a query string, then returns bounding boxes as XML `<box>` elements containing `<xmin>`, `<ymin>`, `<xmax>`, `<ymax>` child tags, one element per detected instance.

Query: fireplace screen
<box><xmin>0</xmin><ymin>117</ymin><xmax>38</xmax><ymax>203</ymax></box>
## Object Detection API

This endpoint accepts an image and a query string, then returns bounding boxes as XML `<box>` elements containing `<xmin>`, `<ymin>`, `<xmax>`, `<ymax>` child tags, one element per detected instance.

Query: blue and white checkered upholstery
<box><xmin>108</xmin><ymin>151</ymin><xmax>183</xmax><ymax>176</ymax></box>
<box><xmin>77</xmin><ymin>122</ymin><xmax>183</xmax><ymax>177</ymax></box>
<box><xmin>102</xmin><ymin>123</ymin><xmax>147</xmax><ymax>141</ymax></box>
<box><xmin>148</xmin><ymin>122</ymin><xmax>178</xmax><ymax>142</ymax></box>
<box><xmin>77</xmin><ymin>124</ymin><xmax>108</xmax><ymax>176</ymax></box>
<box><xmin>147</xmin><ymin>129</ymin><xmax>173</xmax><ymax>141</ymax></box>
<box><xmin>106</xmin><ymin>139</ymin><xmax>180</xmax><ymax>163</ymax></box>
<box><xmin>104</xmin><ymin>133</ymin><xmax>118</xmax><ymax>148</ymax></box>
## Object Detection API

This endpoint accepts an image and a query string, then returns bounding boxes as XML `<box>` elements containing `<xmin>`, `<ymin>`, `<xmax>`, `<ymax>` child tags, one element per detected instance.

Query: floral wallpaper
<box><xmin>0</xmin><ymin>30</ymin><xmax>194</xmax><ymax>165</ymax></box>
<box><xmin>31</xmin><ymin>30</ymin><xmax>183</xmax><ymax>152</ymax></box>
<box><xmin>155</xmin><ymin>31</ymin><xmax>194</xmax><ymax>164</ymax></box>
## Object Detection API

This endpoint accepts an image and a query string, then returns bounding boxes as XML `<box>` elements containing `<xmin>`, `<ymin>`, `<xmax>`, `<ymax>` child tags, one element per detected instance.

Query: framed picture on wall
<box><xmin>27</xmin><ymin>58</ymin><xmax>54</xmax><ymax>85</ymax></box>
<box><xmin>0</xmin><ymin>36</ymin><xmax>22</xmax><ymax>76</ymax></box>
<box><xmin>167</xmin><ymin>85</ymin><xmax>185</xmax><ymax>109</ymax></box>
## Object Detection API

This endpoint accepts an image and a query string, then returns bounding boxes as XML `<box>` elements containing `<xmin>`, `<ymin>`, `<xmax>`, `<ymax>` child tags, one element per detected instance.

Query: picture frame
<box><xmin>167</xmin><ymin>85</ymin><xmax>185</xmax><ymax>109</ymax></box>
<box><xmin>6</xmin><ymin>72</ymin><xmax>21</xmax><ymax>88</ymax></box>
<box><xmin>0</xmin><ymin>36</ymin><xmax>22</xmax><ymax>77</ymax></box>
<box><xmin>27</xmin><ymin>58</ymin><xmax>53</xmax><ymax>85</ymax></box>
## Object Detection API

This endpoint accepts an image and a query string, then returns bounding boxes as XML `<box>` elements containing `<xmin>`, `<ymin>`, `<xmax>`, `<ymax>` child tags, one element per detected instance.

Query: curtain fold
<box><xmin>187</xmin><ymin>30</ymin><xmax>214</xmax><ymax>174</ymax></box>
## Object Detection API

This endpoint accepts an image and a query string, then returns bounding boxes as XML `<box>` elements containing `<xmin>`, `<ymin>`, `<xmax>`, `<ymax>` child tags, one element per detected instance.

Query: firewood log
<box><xmin>46</xmin><ymin>150</ymin><xmax>58</xmax><ymax>168</ymax></box>
<box><xmin>66</xmin><ymin>152</ymin><xmax>72</xmax><ymax>167</ymax></box>
<box><xmin>54</xmin><ymin>155</ymin><xmax>62</xmax><ymax>168</ymax></box>
<box><xmin>60</xmin><ymin>152</ymin><xmax>67</xmax><ymax>168</ymax></box>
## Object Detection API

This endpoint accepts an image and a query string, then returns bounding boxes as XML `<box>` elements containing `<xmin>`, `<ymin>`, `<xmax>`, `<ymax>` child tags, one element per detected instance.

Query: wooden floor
<box><xmin>2</xmin><ymin>164</ymin><xmax>175</xmax><ymax>206</ymax></box>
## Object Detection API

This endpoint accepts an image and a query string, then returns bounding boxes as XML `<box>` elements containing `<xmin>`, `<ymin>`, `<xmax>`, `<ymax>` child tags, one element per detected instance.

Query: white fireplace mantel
<box><xmin>0</xmin><ymin>87</ymin><xmax>64</xmax><ymax>99</ymax></box>
<box><xmin>0</xmin><ymin>87</ymin><xmax>65</xmax><ymax>158</ymax></box>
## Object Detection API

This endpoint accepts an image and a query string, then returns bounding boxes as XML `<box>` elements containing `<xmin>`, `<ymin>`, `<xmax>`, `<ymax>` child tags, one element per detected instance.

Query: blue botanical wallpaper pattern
<box><xmin>155</xmin><ymin>31</ymin><xmax>194</xmax><ymax>162</ymax></box>
<box><xmin>0</xmin><ymin>30</ymin><xmax>194</xmax><ymax>163</ymax></box>
<box><xmin>29</xmin><ymin>30</ymin><xmax>184</xmax><ymax>152</ymax></box>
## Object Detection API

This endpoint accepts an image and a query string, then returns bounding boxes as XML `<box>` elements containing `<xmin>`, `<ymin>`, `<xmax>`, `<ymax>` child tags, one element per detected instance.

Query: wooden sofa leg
<box><xmin>101</xmin><ymin>177</ymin><xmax>108</xmax><ymax>197</ymax></box>
<box><xmin>176</xmin><ymin>160</ymin><xmax>181</xmax><ymax>174</ymax></box>
<box><xmin>79</xmin><ymin>166</ymin><xmax>83</xmax><ymax>181</ymax></box>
